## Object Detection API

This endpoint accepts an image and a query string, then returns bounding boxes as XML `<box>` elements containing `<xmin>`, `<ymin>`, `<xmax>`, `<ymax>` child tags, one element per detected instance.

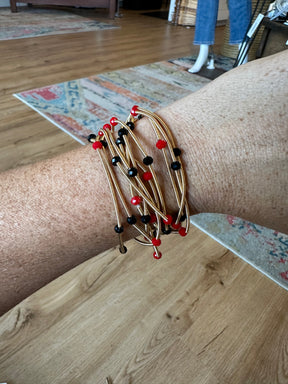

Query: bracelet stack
<box><xmin>88</xmin><ymin>106</ymin><xmax>189</xmax><ymax>259</ymax></box>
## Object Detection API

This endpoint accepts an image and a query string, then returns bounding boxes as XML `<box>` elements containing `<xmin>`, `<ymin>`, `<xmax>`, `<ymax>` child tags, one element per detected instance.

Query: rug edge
<box><xmin>190</xmin><ymin>214</ymin><xmax>288</xmax><ymax>292</ymax></box>
<box><xmin>13</xmin><ymin>93</ymin><xmax>86</xmax><ymax>145</ymax></box>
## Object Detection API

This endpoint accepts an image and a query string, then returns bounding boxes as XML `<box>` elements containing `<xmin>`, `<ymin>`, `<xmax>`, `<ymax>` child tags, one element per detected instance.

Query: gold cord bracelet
<box><xmin>88</xmin><ymin>106</ymin><xmax>189</xmax><ymax>259</ymax></box>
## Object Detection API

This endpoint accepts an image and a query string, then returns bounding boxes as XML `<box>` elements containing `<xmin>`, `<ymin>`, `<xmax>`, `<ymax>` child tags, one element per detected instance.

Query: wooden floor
<box><xmin>1</xmin><ymin>227</ymin><xmax>288</xmax><ymax>384</ymax></box>
<box><xmin>0</xmin><ymin>6</ymin><xmax>224</xmax><ymax>172</ymax></box>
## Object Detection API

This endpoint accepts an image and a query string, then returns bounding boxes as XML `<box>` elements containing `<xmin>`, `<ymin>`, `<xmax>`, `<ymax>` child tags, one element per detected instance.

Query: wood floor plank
<box><xmin>0</xmin><ymin>227</ymin><xmax>287</xmax><ymax>383</ymax></box>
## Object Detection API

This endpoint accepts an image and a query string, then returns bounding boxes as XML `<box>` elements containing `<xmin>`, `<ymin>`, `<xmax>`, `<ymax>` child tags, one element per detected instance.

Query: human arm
<box><xmin>1</xmin><ymin>50</ymin><xmax>287</xmax><ymax>315</ymax></box>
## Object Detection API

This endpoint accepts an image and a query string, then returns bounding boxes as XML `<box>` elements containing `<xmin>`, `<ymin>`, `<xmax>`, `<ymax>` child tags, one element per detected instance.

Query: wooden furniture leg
<box><xmin>10</xmin><ymin>0</ymin><xmax>18</xmax><ymax>12</ymax></box>
<box><xmin>109</xmin><ymin>0</ymin><xmax>116</xmax><ymax>19</ymax></box>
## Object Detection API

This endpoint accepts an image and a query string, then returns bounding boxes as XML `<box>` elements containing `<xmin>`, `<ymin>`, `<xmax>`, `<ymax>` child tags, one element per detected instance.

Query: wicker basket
<box><xmin>171</xmin><ymin>0</ymin><xmax>197</xmax><ymax>26</ymax></box>
<box><xmin>221</xmin><ymin>0</ymin><xmax>272</xmax><ymax>59</ymax></box>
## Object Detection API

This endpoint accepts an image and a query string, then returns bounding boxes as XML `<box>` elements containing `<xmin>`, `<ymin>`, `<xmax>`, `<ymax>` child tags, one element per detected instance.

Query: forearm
<box><xmin>0</xmin><ymin>147</ymin><xmax>118</xmax><ymax>314</ymax></box>
<box><xmin>158</xmin><ymin>52</ymin><xmax>288</xmax><ymax>229</ymax></box>
<box><xmin>1</xmin><ymin>51</ymin><xmax>287</xmax><ymax>315</ymax></box>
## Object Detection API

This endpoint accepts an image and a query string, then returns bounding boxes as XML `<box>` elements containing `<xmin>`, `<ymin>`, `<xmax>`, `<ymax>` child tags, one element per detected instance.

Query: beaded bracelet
<box><xmin>87</xmin><ymin>106</ymin><xmax>190</xmax><ymax>259</ymax></box>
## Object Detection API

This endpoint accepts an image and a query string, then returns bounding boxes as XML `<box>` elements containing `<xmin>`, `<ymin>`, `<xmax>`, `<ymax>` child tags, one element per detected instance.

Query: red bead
<box><xmin>103</xmin><ymin>123</ymin><xmax>111</xmax><ymax>131</ymax></box>
<box><xmin>131</xmin><ymin>196</ymin><xmax>142</xmax><ymax>205</ymax></box>
<box><xmin>98</xmin><ymin>130</ymin><xmax>104</xmax><ymax>137</ymax></box>
<box><xmin>152</xmin><ymin>237</ymin><xmax>161</xmax><ymax>247</ymax></box>
<box><xmin>130</xmin><ymin>105</ymin><xmax>139</xmax><ymax>116</ymax></box>
<box><xmin>163</xmin><ymin>214</ymin><xmax>173</xmax><ymax>225</ymax></box>
<box><xmin>153</xmin><ymin>251</ymin><xmax>162</xmax><ymax>260</ymax></box>
<box><xmin>150</xmin><ymin>213</ymin><xmax>157</xmax><ymax>223</ymax></box>
<box><xmin>110</xmin><ymin>117</ymin><xmax>118</xmax><ymax>127</ymax></box>
<box><xmin>92</xmin><ymin>141</ymin><xmax>103</xmax><ymax>150</ymax></box>
<box><xmin>142</xmin><ymin>171</ymin><xmax>153</xmax><ymax>181</ymax></box>
<box><xmin>156</xmin><ymin>140</ymin><xmax>167</xmax><ymax>149</ymax></box>
<box><xmin>172</xmin><ymin>221</ymin><xmax>181</xmax><ymax>230</ymax></box>
<box><xmin>179</xmin><ymin>227</ymin><xmax>187</xmax><ymax>237</ymax></box>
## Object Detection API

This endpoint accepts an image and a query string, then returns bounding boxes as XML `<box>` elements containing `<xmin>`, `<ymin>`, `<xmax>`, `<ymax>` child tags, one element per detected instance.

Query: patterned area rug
<box><xmin>14</xmin><ymin>60</ymin><xmax>210</xmax><ymax>144</ymax></box>
<box><xmin>0</xmin><ymin>7</ymin><xmax>119</xmax><ymax>40</ymax></box>
<box><xmin>191</xmin><ymin>214</ymin><xmax>288</xmax><ymax>290</ymax></box>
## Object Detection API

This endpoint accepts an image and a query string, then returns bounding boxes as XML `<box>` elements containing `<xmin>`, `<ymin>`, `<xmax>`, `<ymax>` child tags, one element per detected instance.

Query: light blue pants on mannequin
<box><xmin>194</xmin><ymin>0</ymin><xmax>252</xmax><ymax>45</ymax></box>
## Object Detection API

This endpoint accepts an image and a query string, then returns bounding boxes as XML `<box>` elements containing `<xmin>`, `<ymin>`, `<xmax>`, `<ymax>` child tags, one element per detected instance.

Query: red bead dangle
<box><xmin>178</xmin><ymin>227</ymin><xmax>187</xmax><ymax>237</ymax></box>
<box><xmin>163</xmin><ymin>214</ymin><xmax>173</xmax><ymax>225</ymax></box>
<box><xmin>110</xmin><ymin>117</ymin><xmax>118</xmax><ymax>127</ymax></box>
<box><xmin>156</xmin><ymin>140</ymin><xmax>167</xmax><ymax>149</ymax></box>
<box><xmin>142</xmin><ymin>171</ymin><xmax>153</xmax><ymax>181</ymax></box>
<box><xmin>103</xmin><ymin>123</ymin><xmax>111</xmax><ymax>131</ymax></box>
<box><xmin>152</xmin><ymin>238</ymin><xmax>161</xmax><ymax>247</ymax></box>
<box><xmin>172</xmin><ymin>222</ymin><xmax>181</xmax><ymax>230</ymax></box>
<box><xmin>131</xmin><ymin>196</ymin><xmax>142</xmax><ymax>206</ymax></box>
<box><xmin>130</xmin><ymin>105</ymin><xmax>139</xmax><ymax>116</ymax></box>
<box><xmin>153</xmin><ymin>251</ymin><xmax>162</xmax><ymax>260</ymax></box>
<box><xmin>92</xmin><ymin>141</ymin><xmax>103</xmax><ymax>150</ymax></box>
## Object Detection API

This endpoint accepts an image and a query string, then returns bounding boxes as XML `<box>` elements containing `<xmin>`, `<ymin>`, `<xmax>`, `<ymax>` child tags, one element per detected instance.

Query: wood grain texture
<box><xmin>0</xmin><ymin>8</ymin><xmax>224</xmax><ymax>172</ymax></box>
<box><xmin>1</xmin><ymin>226</ymin><xmax>288</xmax><ymax>383</ymax></box>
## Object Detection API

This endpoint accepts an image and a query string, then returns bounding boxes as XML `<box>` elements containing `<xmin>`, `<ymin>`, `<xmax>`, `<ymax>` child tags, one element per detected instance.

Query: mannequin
<box><xmin>189</xmin><ymin>0</ymin><xmax>252</xmax><ymax>73</ymax></box>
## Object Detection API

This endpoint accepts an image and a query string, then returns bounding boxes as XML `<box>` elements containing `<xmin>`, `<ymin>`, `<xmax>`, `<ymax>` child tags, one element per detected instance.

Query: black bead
<box><xmin>87</xmin><ymin>134</ymin><xmax>96</xmax><ymax>143</ymax></box>
<box><xmin>112</xmin><ymin>156</ymin><xmax>121</xmax><ymax>166</ymax></box>
<box><xmin>119</xmin><ymin>245</ymin><xmax>127</xmax><ymax>254</ymax></box>
<box><xmin>173</xmin><ymin>147</ymin><xmax>182</xmax><ymax>157</ymax></box>
<box><xmin>137</xmin><ymin>114</ymin><xmax>143</xmax><ymax>119</ymax></box>
<box><xmin>127</xmin><ymin>215</ymin><xmax>137</xmax><ymax>225</ymax></box>
<box><xmin>141</xmin><ymin>215</ymin><xmax>151</xmax><ymax>224</ymax></box>
<box><xmin>143</xmin><ymin>156</ymin><xmax>153</xmax><ymax>165</ymax></box>
<box><xmin>128</xmin><ymin>167</ymin><xmax>138</xmax><ymax>177</ymax></box>
<box><xmin>162</xmin><ymin>227</ymin><xmax>172</xmax><ymax>235</ymax></box>
<box><xmin>180</xmin><ymin>214</ymin><xmax>187</xmax><ymax>222</ymax></box>
<box><xmin>114</xmin><ymin>225</ymin><xmax>124</xmax><ymax>234</ymax></box>
<box><xmin>118</xmin><ymin>128</ymin><xmax>128</xmax><ymax>137</ymax></box>
<box><xmin>126</xmin><ymin>122</ymin><xmax>135</xmax><ymax>131</ymax></box>
<box><xmin>116</xmin><ymin>137</ymin><xmax>125</xmax><ymax>146</ymax></box>
<box><xmin>100</xmin><ymin>140</ymin><xmax>108</xmax><ymax>148</ymax></box>
<box><xmin>171</xmin><ymin>161</ymin><xmax>181</xmax><ymax>170</ymax></box>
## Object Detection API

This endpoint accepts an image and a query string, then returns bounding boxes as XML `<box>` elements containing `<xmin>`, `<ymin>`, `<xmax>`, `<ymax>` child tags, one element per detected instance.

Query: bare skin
<box><xmin>0</xmin><ymin>51</ymin><xmax>287</xmax><ymax>316</ymax></box>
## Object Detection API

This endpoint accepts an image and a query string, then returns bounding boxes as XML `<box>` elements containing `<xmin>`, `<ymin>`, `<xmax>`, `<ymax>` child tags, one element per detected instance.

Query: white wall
<box><xmin>0</xmin><ymin>0</ymin><xmax>27</xmax><ymax>6</ymax></box>
<box><xmin>0</xmin><ymin>0</ymin><xmax>11</xmax><ymax>6</ymax></box>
